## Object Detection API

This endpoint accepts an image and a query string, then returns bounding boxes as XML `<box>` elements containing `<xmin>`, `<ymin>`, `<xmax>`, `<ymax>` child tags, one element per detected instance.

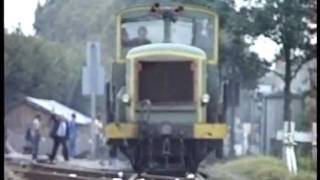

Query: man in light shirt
<box><xmin>25</xmin><ymin>114</ymin><xmax>42</xmax><ymax>161</ymax></box>
<box><xmin>49</xmin><ymin>115</ymin><xmax>70</xmax><ymax>163</ymax></box>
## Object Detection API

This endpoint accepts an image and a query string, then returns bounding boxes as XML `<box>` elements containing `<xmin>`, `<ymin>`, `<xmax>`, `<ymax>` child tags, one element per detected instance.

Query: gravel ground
<box><xmin>5</xmin><ymin>152</ymin><xmax>132</xmax><ymax>171</ymax></box>
<box><xmin>5</xmin><ymin>164</ymin><xmax>26</xmax><ymax>180</ymax></box>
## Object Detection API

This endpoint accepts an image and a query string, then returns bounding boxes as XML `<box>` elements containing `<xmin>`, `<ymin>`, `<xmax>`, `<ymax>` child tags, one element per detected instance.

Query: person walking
<box><xmin>25</xmin><ymin>114</ymin><xmax>42</xmax><ymax>161</ymax></box>
<box><xmin>24</xmin><ymin>126</ymin><xmax>32</xmax><ymax>154</ymax></box>
<box><xmin>68</xmin><ymin>113</ymin><xmax>78</xmax><ymax>157</ymax></box>
<box><xmin>49</xmin><ymin>114</ymin><xmax>70</xmax><ymax>163</ymax></box>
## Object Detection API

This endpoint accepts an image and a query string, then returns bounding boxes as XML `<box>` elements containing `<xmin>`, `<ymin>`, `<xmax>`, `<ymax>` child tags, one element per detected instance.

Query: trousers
<box><xmin>50</xmin><ymin>137</ymin><xmax>69</xmax><ymax>162</ymax></box>
<box><xmin>31</xmin><ymin>133</ymin><xmax>40</xmax><ymax>160</ymax></box>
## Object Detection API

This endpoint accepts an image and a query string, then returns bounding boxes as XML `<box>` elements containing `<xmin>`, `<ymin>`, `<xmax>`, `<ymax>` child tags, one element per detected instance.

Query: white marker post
<box><xmin>242</xmin><ymin>123</ymin><xmax>251</xmax><ymax>155</ymax></box>
<box><xmin>312</xmin><ymin>122</ymin><xmax>317</xmax><ymax>160</ymax></box>
<box><xmin>82</xmin><ymin>42</ymin><xmax>105</xmax><ymax>158</ymax></box>
<box><xmin>282</xmin><ymin>121</ymin><xmax>297</xmax><ymax>174</ymax></box>
<box><xmin>276</xmin><ymin>122</ymin><xmax>317</xmax><ymax>174</ymax></box>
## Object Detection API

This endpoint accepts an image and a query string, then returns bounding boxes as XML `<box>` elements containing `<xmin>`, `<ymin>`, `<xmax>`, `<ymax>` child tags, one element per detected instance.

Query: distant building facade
<box><xmin>262</xmin><ymin>58</ymin><xmax>317</xmax><ymax>94</ymax></box>
<box><xmin>233</xmin><ymin>58</ymin><xmax>316</xmax><ymax>155</ymax></box>
<box><xmin>259</xmin><ymin>92</ymin><xmax>304</xmax><ymax>155</ymax></box>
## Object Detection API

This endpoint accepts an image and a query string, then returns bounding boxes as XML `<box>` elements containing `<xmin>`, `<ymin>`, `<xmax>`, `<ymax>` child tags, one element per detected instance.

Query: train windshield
<box><xmin>120</xmin><ymin>8</ymin><xmax>216</xmax><ymax>58</ymax></box>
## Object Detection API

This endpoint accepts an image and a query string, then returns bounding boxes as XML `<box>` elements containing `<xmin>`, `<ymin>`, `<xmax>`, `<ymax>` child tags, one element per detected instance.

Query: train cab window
<box><xmin>119</xmin><ymin>8</ymin><xmax>217</xmax><ymax>59</ymax></box>
<box><xmin>170</xmin><ymin>17</ymin><xmax>214</xmax><ymax>56</ymax></box>
<box><xmin>121</xmin><ymin>18</ymin><xmax>164</xmax><ymax>56</ymax></box>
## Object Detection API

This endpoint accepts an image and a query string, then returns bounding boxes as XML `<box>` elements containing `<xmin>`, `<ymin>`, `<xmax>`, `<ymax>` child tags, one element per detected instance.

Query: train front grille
<box><xmin>138</xmin><ymin>61</ymin><xmax>194</xmax><ymax>104</ymax></box>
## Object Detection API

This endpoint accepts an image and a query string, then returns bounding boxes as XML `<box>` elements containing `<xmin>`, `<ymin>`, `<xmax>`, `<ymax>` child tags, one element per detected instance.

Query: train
<box><xmin>104</xmin><ymin>3</ymin><xmax>228</xmax><ymax>174</ymax></box>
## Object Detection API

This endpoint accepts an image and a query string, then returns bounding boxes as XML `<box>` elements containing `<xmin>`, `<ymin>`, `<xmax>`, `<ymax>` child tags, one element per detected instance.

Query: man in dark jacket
<box><xmin>49</xmin><ymin>114</ymin><xmax>70</xmax><ymax>163</ymax></box>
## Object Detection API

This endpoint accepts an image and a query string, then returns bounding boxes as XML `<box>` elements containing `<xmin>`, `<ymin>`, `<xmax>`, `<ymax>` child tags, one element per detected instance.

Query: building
<box><xmin>5</xmin><ymin>96</ymin><xmax>93</xmax><ymax>156</ymax></box>
<box><xmin>264</xmin><ymin>59</ymin><xmax>317</xmax><ymax>94</ymax></box>
<box><xmin>259</xmin><ymin>92</ymin><xmax>304</xmax><ymax>155</ymax></box>
<box><xmin>254</xmin><ymin>58</ymin><xmax>317</xmax><ymax>154</ymax></box>
<box><xmin>234</xmin><ymin>58</ymin><xmax>316</xmax><ymax>155</ymax></box>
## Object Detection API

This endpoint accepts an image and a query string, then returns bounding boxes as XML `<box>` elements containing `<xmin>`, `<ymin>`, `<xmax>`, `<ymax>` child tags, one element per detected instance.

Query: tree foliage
<box><xmin>240</xmin><ymin>0</ymin><xmax>315</xmax><ymax>123</ymax></box>
<box><xmin>4</xmin><ymin>31</ymin><xmax>88</xmax><ymax>114</ymax></box>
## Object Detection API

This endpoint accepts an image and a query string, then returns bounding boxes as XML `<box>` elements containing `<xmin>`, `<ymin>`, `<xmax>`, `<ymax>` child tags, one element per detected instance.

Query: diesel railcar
<box><xmin>105</xmin><ymin>3</ymin><xmax>228</xmax><ymax>173</ymax></box>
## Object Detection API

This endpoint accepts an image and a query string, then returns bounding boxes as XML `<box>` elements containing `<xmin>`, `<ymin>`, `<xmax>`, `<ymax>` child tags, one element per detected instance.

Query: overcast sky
<box><xmin>4</xmin><ymin>0</ymin><xmax>279</xmax><ymax>63</ymax></box>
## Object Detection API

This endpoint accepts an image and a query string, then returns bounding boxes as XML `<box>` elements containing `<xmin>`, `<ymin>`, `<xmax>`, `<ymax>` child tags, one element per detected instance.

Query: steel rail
<box><xmin>6</xmin><ymin>158</ymin><xmax>212</xmax><ymax>180</ymax></box>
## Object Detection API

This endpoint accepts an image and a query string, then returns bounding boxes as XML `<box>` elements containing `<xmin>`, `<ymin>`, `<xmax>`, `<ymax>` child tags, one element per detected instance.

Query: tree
<box><xmin>240</xmin><ymin>0</ymin><xmax>314</xmax><ymax>125</ymax></box>
<box><xmin>308</xmin><ymin>0</ymin><xmax>317</xmax><ymax>123</ymax></box>
<box><xmin>4</xmin><ymin>32</ymin><xmax>87</xmax><ymax>113</ymax></box>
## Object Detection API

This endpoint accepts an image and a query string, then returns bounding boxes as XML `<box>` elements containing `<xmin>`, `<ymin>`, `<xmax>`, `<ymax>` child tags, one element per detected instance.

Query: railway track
<box><xmin>12</xmin><ymin>168</ymin><xmax>98</xmax><ymax>180</ymax></box>
<box><xmin>7</xmin><ymin>162</ymin><xmax>129</xmax><ymax>179</ymax></box>
<box><xmin>6</xmin><ymin>158</ymin><xmax>208</xmax><ymax>180</ymax></box>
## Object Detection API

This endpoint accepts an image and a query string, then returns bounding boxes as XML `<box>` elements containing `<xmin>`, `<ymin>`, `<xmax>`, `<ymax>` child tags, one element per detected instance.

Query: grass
<box><xmin>297</xmin><ymin>156</ymin><xmax>317</xmax><ymax>172</ymax></box>
<box><xmin>201</xmin><ymin>156</ymin><xmax>317</xmax><ymax>180</ymax></box>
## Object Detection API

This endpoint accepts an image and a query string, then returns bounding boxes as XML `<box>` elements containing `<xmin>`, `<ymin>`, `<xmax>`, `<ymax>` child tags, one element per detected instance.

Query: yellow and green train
<box><xmin>105</xmin><ymin>3</ymin><xmax>228</xmax><ymax>173</ymax></box>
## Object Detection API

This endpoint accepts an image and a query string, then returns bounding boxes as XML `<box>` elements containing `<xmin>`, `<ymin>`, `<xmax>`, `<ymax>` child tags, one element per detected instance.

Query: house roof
<box><xmin>25</xmin><ymin>97</ymin><xmax>93</xmax><ymax>125</ymax></box>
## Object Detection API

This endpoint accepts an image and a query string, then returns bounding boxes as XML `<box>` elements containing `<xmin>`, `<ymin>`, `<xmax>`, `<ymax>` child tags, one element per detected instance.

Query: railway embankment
<box><xmin>200</xmin><ymin>156</ymin><xmax>316</xmax><ymax>180</ymax></box>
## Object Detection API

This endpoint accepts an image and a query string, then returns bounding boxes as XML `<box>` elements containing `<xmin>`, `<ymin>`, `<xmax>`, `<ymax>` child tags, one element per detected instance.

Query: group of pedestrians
<box><xmin>25</xmin><ymin>113</ymin><xmax>106</xmax><ymax>164</ymax></box>
<box><xmin>25</xmin><ymin>113</ymin><xmax>79</xmax><ymax>163</ymax></box>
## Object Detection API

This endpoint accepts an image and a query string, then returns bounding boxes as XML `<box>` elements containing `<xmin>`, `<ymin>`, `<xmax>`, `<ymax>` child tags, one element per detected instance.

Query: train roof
<box><xmin>126</xmin><ymin>43</ymin><xmax>207</xmax><ymax>59</ymax></box>
<box><xmin>118</xmin><ymin>4</ymin><xmax>218</xmax><ymax>17</ymax></box>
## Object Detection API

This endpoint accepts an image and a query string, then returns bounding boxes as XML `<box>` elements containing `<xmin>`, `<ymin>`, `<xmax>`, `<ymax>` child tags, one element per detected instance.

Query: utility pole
<box><xmin>90</xmin><ymin>92</ymin><xmax>96</xmax><ymax>157</ymax></box>
<box><xmin>263</xmin><ymin>97</ymin><xmax>267</xmax><ymax>154</ymax></box>
<box><xmin>229</xmin><ymin>64</ymin><xmax>236</xmax><ymax>157</ymax></box>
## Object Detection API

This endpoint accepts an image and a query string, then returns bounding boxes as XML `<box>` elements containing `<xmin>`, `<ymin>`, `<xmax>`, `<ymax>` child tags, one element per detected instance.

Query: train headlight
<box><xmin>202</xmin><ymin>94</ymin><xmax>210</xmax><ymax>104</ymax></box>
<box><xmin>117</xmin><ymin>171</ymin><xmax>123</xmax><ymax>178</ymax></box>
<box><xmin>186</xmin><ymin>172</ymin><xmax>195</xmax><ymax>179</ymax></box>
<box><xmin>121</xmin><ymin>94</ymin><xmax>130</xmax><ymax>104</ymax></box>
<box><xmin>161</xmin><ymin>123</ymin><xmax>173</xmax><ymax>135</ymax></box>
